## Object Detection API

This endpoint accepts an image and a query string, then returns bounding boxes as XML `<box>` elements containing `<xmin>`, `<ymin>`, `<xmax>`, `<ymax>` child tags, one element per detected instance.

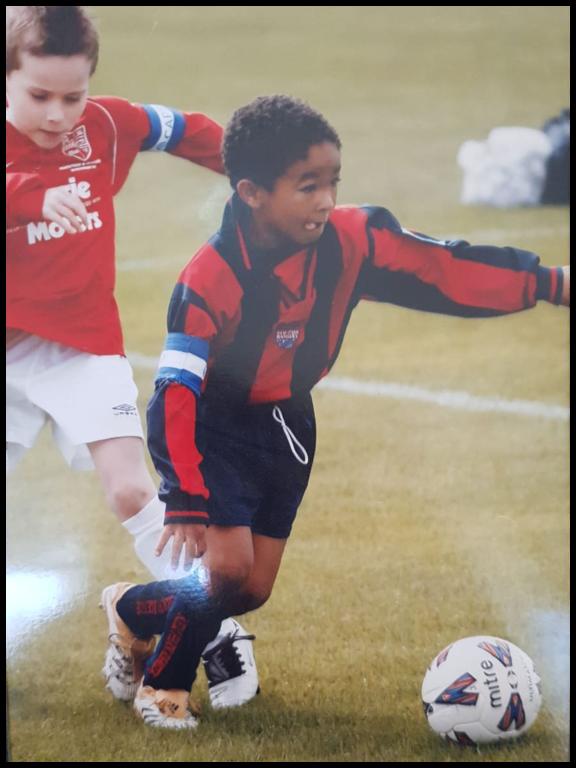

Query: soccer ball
<box><xmin>421</xmin><ymin>635</ymin><xmax>542</xmax><ymax>746</ymax></box>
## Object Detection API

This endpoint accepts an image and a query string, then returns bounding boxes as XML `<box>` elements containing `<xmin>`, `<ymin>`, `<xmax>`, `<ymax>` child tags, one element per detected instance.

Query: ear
<box><xmin>236</xmin><ymin>179</ymin><xmax>267</xmax><ymax>210</ymax></box>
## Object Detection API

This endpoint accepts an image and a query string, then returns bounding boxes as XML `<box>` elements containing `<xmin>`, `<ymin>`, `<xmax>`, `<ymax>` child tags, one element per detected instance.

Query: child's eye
<box><xmin>64</xmin><ymin>96</ymin><xmax>82</xmax><ymax>104</ymax></box>
<box><xmin>300</xmin><ymin>185</ymin><xmax>316</xmax><ymax>193</ymax></box>
<box><xmin>332</xmin><ymin>177</ymin><xmax>341</xmax><ymax>187</ymax></box>
<box><xmin>30</xmin><ymin>93</ymin><xmax>47</xmax><ymax>102</ymax></box>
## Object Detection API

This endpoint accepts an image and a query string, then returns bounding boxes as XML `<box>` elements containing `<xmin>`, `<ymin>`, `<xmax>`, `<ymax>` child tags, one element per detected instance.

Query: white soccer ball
<box><xmin>421</xmin><ymin>635</ymin><xmax>542</xmax><ymax>746</ymax></box>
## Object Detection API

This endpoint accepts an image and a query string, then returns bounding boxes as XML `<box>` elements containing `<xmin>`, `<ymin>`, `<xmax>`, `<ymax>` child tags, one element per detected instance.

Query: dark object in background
<box><xmin>540</xmin><ymin>109</ymin><xmax>570</xmax><ymax>204</ymax></box>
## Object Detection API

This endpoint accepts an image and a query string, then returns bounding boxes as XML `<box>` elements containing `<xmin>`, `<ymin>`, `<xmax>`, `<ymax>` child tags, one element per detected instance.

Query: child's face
<box><xmin>249</xmin><ymin>142</ymin><xmax>341</xmax><ymax>249</ymax></box>
<box><xmin>6</xmin><ymin>52</ymin><xmax>91</xmax><ymax>150</ymax></box>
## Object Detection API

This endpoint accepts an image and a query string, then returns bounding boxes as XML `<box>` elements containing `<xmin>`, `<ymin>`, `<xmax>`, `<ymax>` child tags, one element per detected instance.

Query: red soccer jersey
<box><xmin>6</xmin><ymin>97</ymin><xmax>223</xmax><ymax>354</ymax></box>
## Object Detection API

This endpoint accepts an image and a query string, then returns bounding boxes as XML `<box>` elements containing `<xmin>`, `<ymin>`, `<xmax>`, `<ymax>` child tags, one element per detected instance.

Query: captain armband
<box><xmin>155</xmin><ymin>333</ymin><xmax>209</xmax><ymax>396</ymax></box>
<box><xmin>141</xmin><ymin>105</ymin><xmax>186</xmax><ymax>152</ymax></box>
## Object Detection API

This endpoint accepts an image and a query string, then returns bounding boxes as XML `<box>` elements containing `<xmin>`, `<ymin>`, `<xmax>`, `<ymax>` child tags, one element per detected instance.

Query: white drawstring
<box><xmin>272</xmin><ymin>406</ymin><xmax>309</xmax><ymax>465</ymax></box>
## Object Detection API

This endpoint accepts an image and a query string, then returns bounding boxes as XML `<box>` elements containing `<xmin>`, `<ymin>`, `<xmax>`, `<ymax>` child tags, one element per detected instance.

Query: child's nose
<box><xmin>46</xmin><ymin>102</ymin><xmax>65</xmax><ymax>124</ymax></box>
<box><xmin>317</xmin><ymin>188</ymin><xmax>336</xmax><ymax>212</ymax></box>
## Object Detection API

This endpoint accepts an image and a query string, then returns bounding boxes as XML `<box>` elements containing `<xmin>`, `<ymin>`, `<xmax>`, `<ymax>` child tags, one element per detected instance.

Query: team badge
<box><xmin>62</xmin><ymin>125</ymin><xmax>92</xmax><ymax>162</ymax></box>
<box><xmin>275</xmin><ymin>325</ymin><xmax>301</xmax><ymax>349</ymax></box>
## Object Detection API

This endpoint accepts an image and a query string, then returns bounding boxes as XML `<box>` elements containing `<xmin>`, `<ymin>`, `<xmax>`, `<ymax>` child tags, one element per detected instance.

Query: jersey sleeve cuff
<box><xmin>161</xmin><ymin>488</ymin><xmax>209</xmax><ymax>526</ymax></box>
<box><xmin>536</xmin><ymin>266</ymin><xmax>564</xmax><ymax>304</ymax></box>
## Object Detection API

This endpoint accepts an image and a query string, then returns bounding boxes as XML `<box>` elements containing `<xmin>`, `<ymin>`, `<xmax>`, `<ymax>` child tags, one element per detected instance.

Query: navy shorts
<box><xmin>195</xmin><ymin>393</ymin><xmax>316</xmax><ymax>539</ymax></box>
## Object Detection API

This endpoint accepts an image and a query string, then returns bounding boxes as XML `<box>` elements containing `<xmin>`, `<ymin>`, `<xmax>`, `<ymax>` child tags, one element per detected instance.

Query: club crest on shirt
<box><xmin>275</xmin><ymin>325</ymin><xmax>301</xmax><ymax>349</ymax></box>
<box><xmin>62</xmin><ymin>125</ymin><xmax>92</xmax><ymax>162</ymax></box>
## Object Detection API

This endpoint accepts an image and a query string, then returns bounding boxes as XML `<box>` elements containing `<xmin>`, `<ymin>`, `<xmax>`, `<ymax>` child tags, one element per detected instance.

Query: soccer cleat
<box><xmin>201</xmin><ymin>618</ymin><xmax>259</xmax><ymax>709</ymax></box>
<box><xmin>133</xmin><ymin>682</ymin><xmax>199</xmax><ymax>730</ymax></box>
<box><xmin>100</xmin><ymin>582</ymin><xmax>156</xmax><ymax>702</ymax></box>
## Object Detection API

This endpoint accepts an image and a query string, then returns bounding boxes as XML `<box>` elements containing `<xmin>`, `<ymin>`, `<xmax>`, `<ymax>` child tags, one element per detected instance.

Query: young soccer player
<box><xmin>6</xmin><ymin>5</ymin><xmax>258</xmax><ymax>708</ymax></box>
<box><xmin>101</xmin><ymin>93</ymin><xmax>569</xmax><ymax>728</ymax></box>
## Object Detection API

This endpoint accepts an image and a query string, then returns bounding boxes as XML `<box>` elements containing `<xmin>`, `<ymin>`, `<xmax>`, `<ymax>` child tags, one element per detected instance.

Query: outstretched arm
<box><xmin>358</xmin><ymin>206</ymin><xmax>569</xmax><ymax>316</ymax></box>
<box><xmin>140</xmin><ymin>104</ymin><xmax>224</xmax><ymax>174</ymax></box>
<box><xmin>93</xmin><ymin>97</ymin><xmax>224</xmax><ymax>187</ymax></box>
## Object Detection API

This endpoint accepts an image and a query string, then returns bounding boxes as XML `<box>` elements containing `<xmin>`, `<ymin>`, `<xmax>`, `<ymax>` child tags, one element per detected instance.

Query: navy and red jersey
<box><xmin>147</xmin><ymin>194</ymin><xmax>564</xmax><ymax>526</ymax></box>
<box><xmin>6</xmin><ymin>97</ymin><xmax>223</xmax><ymax>354</ymax></box>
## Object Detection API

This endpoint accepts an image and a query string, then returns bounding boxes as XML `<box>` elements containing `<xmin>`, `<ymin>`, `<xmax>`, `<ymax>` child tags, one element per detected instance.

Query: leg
<box><xmin>101</xmin><ymin>579</ymin><xmax>200</xmax><ymax>731</ymax></box>
<box><xmin>103</xmin><ymin>529</ymin><xmax>251</xmax><ymax>722</ymax></box>
<box><xmin>113</xmin><ymin>527</ymin><xmax>266</xmax><ymax>712</ymax></box>
<box><xmin>199</xmin><ymin>529</ymin><xmax>287</xmax><ymax>707</ymax></box>
<box><xmin>89</xmin><ymin>436</ymin><xmax>180</xmax><ymax>579</ymax></box>
<box><xmin>119</xmin><ymin>527</ymin><xmax>286</xmax><ymax>657</ymax></box>
<box><xmin>88</xmin><ymin>436</ymin><xmax>156</xmax><ymax>522</ymax></box>
<box><xmin>204</xmin><ymin>530</ymin><xmax>288</xmax><ymax>616</ymax></box>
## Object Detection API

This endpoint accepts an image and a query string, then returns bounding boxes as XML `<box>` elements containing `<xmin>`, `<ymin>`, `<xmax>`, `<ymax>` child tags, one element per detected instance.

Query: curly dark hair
<box><xmin>223</xmin><ymin>94</ymin><xmax>341</xmax><ymax>190</ymax></box>
<box><xmin>6</xmin><ymin>6</ymin><xmax>99</xmax><ymax>74</ymax></box>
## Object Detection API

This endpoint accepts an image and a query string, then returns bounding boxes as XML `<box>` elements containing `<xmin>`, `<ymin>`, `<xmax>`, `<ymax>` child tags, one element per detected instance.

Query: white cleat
<box><xmin>201</xmin><ymin>618</ymin><xmax>259</xmax><ymax>709</ymax></box>
<box><xmin>133</xmin><ymin>682</ymin><xmax>199</xmax><ymax>730</ymax></box>
<box><xmin>100</xmin><ymin>583</ymin><xmax>156</xmax><ymax>702</ymax></box>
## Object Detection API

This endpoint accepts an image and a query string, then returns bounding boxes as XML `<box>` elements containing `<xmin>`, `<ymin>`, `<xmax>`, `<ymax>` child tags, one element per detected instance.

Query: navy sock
<box><xmin>117</xmin><ymin>578</ymin><xmax>188</xmax><ymax>637</ymax></box>
<box><xmin>116</xmin><ymin>571</ymin><xmax>229</xmax><ymax>692</ymax></box>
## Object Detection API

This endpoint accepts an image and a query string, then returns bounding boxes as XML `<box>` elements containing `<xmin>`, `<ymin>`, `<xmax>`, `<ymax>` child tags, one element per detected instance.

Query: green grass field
<box><xmin>6</xmin><ymin>6</ymin><xmax>569</xmax><ymax>762</ymax></box>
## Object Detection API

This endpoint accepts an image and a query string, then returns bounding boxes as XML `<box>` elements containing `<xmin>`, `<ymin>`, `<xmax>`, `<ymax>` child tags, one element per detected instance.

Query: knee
<box><xmin>106</xmin><ymin>479</ymin><xmax>153</xmax><ymax>520</ymax></box>
<box><xmin>208</xmin><ymin>559</ymin><xmax>253</xmax><ymax>598</ymax></box>
<box><xmin>228</xmin><ymin>581</ymin><xmax>273</xmax><ymax>615</ymax></box>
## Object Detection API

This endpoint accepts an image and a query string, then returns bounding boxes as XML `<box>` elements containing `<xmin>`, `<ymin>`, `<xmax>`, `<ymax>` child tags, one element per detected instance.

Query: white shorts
<box><xmin>6</xmin><ymin>334</ymin><xmax>145</xmax><ymax>473</ymax></box>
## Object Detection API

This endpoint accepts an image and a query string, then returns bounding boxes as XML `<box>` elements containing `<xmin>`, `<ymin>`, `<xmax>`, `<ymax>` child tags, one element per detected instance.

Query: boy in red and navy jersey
<box><xmin>107</xmin><ymin>94</ymin><xmax>569</xmax><ymax>729</ymax></box>
<box><xmin>6</xmin><ymin>6</ymin><xmax>257</xmax><ymax>713</ymax></box>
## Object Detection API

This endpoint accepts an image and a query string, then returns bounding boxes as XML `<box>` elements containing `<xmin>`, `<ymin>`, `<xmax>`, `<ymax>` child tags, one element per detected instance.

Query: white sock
<box><xmin>122</xmin><ymin>495</ymin><xmax>189</xmax><ymax>580</ymax></box>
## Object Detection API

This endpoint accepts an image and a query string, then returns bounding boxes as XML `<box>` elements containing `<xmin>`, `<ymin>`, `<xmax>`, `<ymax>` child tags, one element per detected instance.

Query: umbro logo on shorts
<box><xmin>112</xmin><ymin>403</ymin><xmax>137</xmax><ymax>416</ymax></box>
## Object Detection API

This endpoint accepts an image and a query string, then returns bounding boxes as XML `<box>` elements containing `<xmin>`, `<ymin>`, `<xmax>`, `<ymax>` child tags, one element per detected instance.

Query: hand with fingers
<box><xmin>155</xmin><ymin>523</ymin><xmax>207</xmax><ymax>572</ymax></box>
<box><xmin>42</xmin><ymin>185</ymin><xmax>90</xmax><ymax>234</ymax></box>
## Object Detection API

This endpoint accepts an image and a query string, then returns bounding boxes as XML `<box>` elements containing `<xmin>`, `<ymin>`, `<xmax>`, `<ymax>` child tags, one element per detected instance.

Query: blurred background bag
<box><xmin>540</xmin><ymin>108</ymin><xmax>570</xmax><ymax>204</ymax></box>
<box><xmin>457</xmin><ymin>109</ymin><xmax>569</xmax><ymax>207</ymax></box>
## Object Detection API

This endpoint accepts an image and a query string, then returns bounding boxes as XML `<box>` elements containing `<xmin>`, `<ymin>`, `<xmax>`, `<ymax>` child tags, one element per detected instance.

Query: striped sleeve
<box><xmin>147</xmin><ymin>379</ymin><xmax>209</xmax><ymax>526</ymax></box>
<box><xmin>148</xmin><ymin>329</ymin><xmax>210</xmax><ymax>524</ymax></box>
<box><xmin>146</xmin><ymin>249</ymin><xmax>243</xmax><ymax>525</ymax></box>
<box><xmin>358</xmin><ymin>206</ymin><xmax>562</xmax><ymax>316</ymax></box>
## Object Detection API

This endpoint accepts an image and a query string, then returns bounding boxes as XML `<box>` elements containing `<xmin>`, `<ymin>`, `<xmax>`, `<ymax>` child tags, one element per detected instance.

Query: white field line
<box><xmin>129</xmin><ymin>352</ymin><xmax>568</xmax><ymax>422</ymax></box>
<box><xmin>117</xmin><ymin>254</ymin><xmax>189</xmax><ymax>272</ymax></box>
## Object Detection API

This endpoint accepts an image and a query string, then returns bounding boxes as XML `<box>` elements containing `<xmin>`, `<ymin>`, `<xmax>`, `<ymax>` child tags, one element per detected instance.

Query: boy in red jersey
<box><xmin>102</xmin><ymin>94</ymin><xmax>569</xmax><ymax>729</ymax></box>
<box><xmin>6</xmin><ymin>6</ymin><xmax>258</xmax><ymax>710</ymax></box>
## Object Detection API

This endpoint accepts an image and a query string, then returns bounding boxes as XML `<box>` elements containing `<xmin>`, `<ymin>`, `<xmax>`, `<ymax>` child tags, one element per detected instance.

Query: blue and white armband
<box><xmin>141</xmin><ymin>104</ymin><xmax>186</xmax><ymax>152</ymax></box>
<box><xmin>156</xmin><ymin>333</ymin><xmax>209</xmax><ymax>396</ymax></box>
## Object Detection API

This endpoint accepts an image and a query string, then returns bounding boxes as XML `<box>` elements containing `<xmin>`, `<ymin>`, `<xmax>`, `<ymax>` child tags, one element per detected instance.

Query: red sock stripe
<box><xmin>135</xmin><ymin>596</ymin><xmax>174</xmax><ymax>616</ymax></box>
<box><xmin>165</xmin><ymin>510</ymin><xmax>209</xmax><ymax>519</ymax></box>
<box><xmin>147</xmin><ymin>613</ymin><xmax>188</xmax><ymax>679</ymax></box>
